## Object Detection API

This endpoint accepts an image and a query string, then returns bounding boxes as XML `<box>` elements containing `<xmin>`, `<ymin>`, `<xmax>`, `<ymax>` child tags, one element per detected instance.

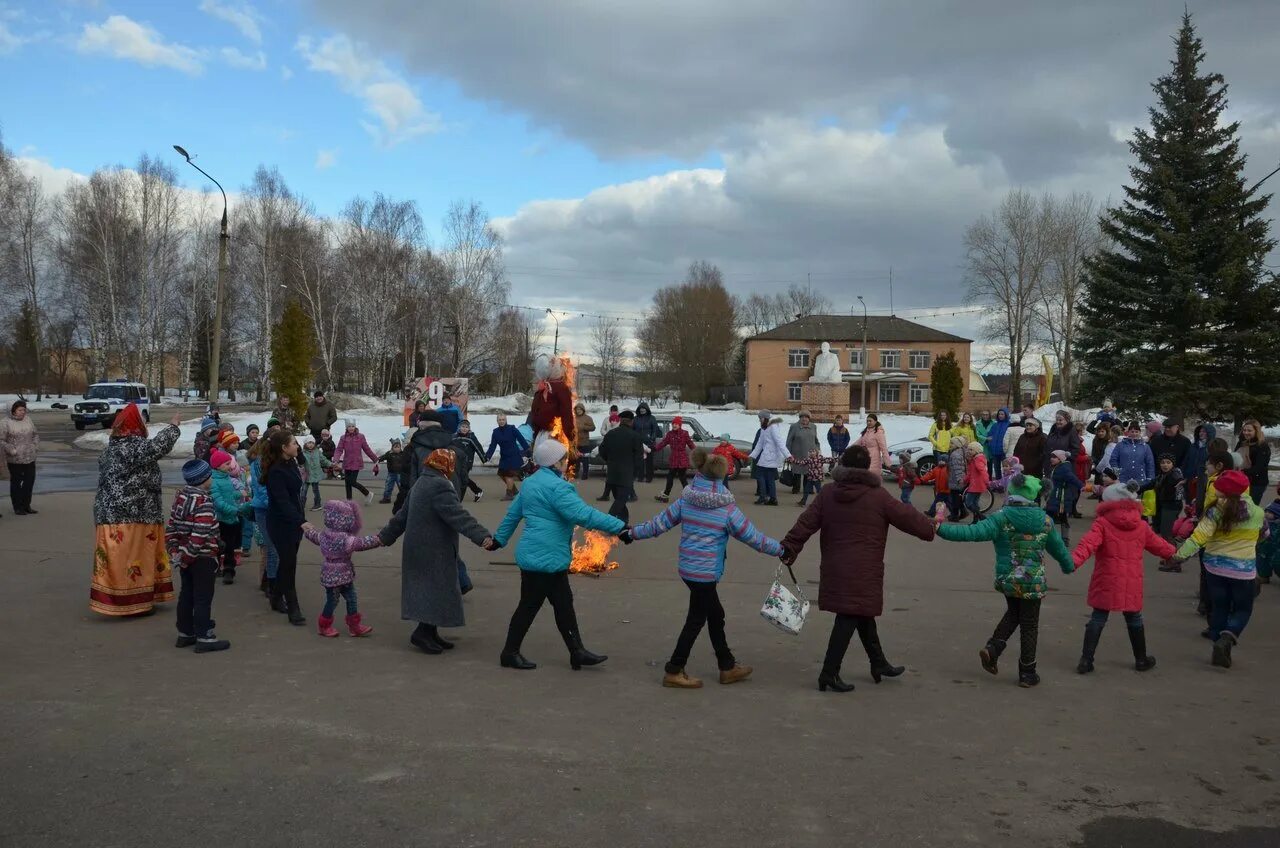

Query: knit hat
<box><xmin>459</xmin><ymin>419</ymin><xmax>471</xmax><ymax>428</ymax></box>
<box><xmin>344</xmin><ymin>418</ymin><xmax>357</xmax><ymax>428</ymax></box>
<box><xmin>1163</xmin><ymin>418</ymin><xmax>1179</xmax><ymax>428</ymax></box>
<box><xmin>533</xmin><ymin>438</ymin><xmax>568</xmax><ymax>467</ymax></box>
<box><xmin>951</xmin><ymin>435</ymin><xmax>968</xmax><ymax>449</ymax></box>
<box><xmin>964</xmin><ymin>441</ymin><xmax>983</xmax><ymax>456</ymax></box>
<box><xmin>758</xmin><ymin>409</ymin><xmax>772</xmax><ymax>420</ymax></box>
<box><xmin>209</xmin><ymin>448</ymin><xmax>235</xmax><ymax>470</ymax></box>
<box><xmin>1102</xmin><ymin>480</ymin><xmax>1141</xmax><ymax>502</ymax></box>
<box><xmin>1214</xmin><ymin>470</ymin><xmax>1250</xmax><ymax>498</ymax></box>
<box><xmin>1007</xmin><ymin>473</ymin><xmax>1042</xmax><ymax>501</ymax></box>
<box><xmin>218</xmin><ymin>430</ymin><xmax>240</xmax><ymax>450</ymax></box>
<box><xmin>266</xmin><ymin>417</ymin><xmax>281</xmax><ymax>428</ymax></box>
<box><xmin>719</xmin><ymin>433</ymin><xmax>732</xmax><ymax>441</ymax></box>
<box><xmin>1051</xmin><ymin>449</ymin><xmax>1069</xmax><ymax>462</ymax></box>
<box><xmin>672</xmin><ymin>415</ymin><xmax>683</xmax><ymax>428</ymax></box>
<box><xmin>182</xmin><ymin>459</ymin><xmax>212</xmax><ymax>486</ymax></box>
<box><xmin>1157</xmin><ymin>452</ymin><xmax>1175</xmax><ymax>463</ymax></box>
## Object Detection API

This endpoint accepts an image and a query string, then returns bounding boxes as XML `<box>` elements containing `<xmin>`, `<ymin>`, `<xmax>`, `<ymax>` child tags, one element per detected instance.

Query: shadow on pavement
<box><xmin>1073</xmin><ymin>817</ymin><xmax>1280</xmax><ymax>848</ymax></box>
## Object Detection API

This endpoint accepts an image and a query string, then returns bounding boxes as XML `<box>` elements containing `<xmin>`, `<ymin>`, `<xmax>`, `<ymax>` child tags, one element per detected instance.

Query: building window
<box><xmin>909</xmin><ymin>350</ymin><xmax>931</xmax><ymax>370</ymax></box>
<box><xmin>880</xmin><ymin>349</ymin><xmax>902</xmax><ymax>369</ymax></box>
<box><xmin>910</xmin><ymin>383</ymin><xmax>930</xmax><ymax>404</ymax></box>
<box><xmin>788</xmin><ymin>348</ymin><xmax>810</xmax><ymax>368</ymax></box>
<box><xmin>879</xmin><ymin>383</ymin><xmax>901</xmax><ymax>404</ymax></box>
<box><xmin>847</xmin><ymin>348</ymin><xmax>863</xmax><ymax>369</ymax></box>
<box><xmin>787</xmin><ymin>382</ymin><xmax>803</xmax><ymax>402</ymax></box>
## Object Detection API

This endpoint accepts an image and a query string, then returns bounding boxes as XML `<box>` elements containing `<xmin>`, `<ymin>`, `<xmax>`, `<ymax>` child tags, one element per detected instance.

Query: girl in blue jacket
<box><xmin>493</xmin><ymin>439</ymin><xmax>627</xmax><ymax>671</ymax></box>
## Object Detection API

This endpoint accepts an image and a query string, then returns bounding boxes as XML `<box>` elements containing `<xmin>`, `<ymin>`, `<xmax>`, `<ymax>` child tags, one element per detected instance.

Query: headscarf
<box><xmin>425</xmin><ymin>448</ymin><xmax>456</xmax><ymax>478</ymax></box>
<box><xmin>111</xmin><ymin>403</ymin><xmax>148</xmax><ymax>439</ymax></box>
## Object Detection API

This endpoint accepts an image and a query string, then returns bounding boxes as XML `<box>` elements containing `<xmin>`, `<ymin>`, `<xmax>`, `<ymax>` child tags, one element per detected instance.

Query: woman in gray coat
<box><xmin>378</xmin><ymin>448</ymin><xmax>493</xmax><ymax>654</ymax></box>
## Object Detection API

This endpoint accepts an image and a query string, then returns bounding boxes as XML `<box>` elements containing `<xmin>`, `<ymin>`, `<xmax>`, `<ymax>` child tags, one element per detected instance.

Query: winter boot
<box><xmin>1077</xmin><ymin>620</ymin><xmax>1104</xmax><ymax>674</ymax></box>
<box><xmin>410</xmin><ymin>626</ymin><xmax>443</xmax><ymax>654</ymax></box>
<box><xmin>268</xmin><ymin>580</ymin><xmax>288</xmax><ymax>613</ymax></box>
<box><xmin>1127</xmin><ymin>625</ymin><xmax>1156</xmax><ymax>671</ymax></box>
<box><xmin>817</xmin><ymin>671</ymin><xmax>855</xmax><ymax>693</ymax></box>
<box><xmin>718</xmin><ymin>664</ymin><xmax>753</xmax><ymax>685</ymax></box>
<box><xmin>346</xmin><ymin>613</ymin><xmax>373</xmax><ymax>637</ymax></box>
<box><xmin>285</xmin><ymin>590</ymin><xmax>305</xmax><ymax>626</ymax></box>
<box><xmin>979</xmin><ymin>638</ymin><xmax>1006</xmax><ymax>675</ymax></box>
<box><xmin>194</xmin><ymin>638</ymin><xmax>231</xmax><ymax>653</ymax></box>
<box><xmin>859</xmin><ymin>625</ymin><xmax>905</xmax><ymax>683</ymax></box>
<box><xmin>1017</xmin><ymin>662</ymin><xmax>1040</xmax><ymax>688</ymax></box>
<box><xmin>655</xmin><ymin>493</ymin><xmax>669</xmax><ymax>503</ymax></box>
<box><xmin>566</xmin><ymin>631</ymin><xmax>607</xmax><ymax>670</ymax></box>
<box><xmin>317</xmin><ymin>615</ymin><xmax>339</xmax><ymax>638</ymax></box>
<box><xmin>500</xmin><ymin>651</ymin><xmax>537</xmax><ymax>669</ymax></box>
<box><xmin>1211</xmin><ymin>631</ymin><xmax>1237</xmax><ymax>668</ymax></box>
<box><xmin>663</xmin><ymin>669</ymin><xmax>704</xmax><ymax>688</ymax></box>
<box><xmin>222</xmin><ymin>568</ymin><xmax>235</xmax><ymax>585</ymax></box>
<box><xmin>378</xmin><ymin>497</ymin><xmax>391</xmax><ymax>504</ymax></box>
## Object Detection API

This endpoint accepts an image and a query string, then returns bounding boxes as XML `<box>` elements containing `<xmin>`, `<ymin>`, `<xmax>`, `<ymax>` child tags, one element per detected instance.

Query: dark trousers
<box><xmin>667</xmin><ymin>580</ymin><xmax>735</xmax><ymax>673</ymax></box>
<box><xmin>1205</xmin><ymin>572</ymin><xmax>1255</xmax><ymax>640</ymax></box>
<box><xmin>799</xmin><ymin>478</ymin><xmax>822</xmax><ymax>504</ymax></box>
<box><xmin>575</xmin><ymin>455</ymin><xmax>591</xmax><ymax>480</ymax></box>
<box><xmin>503</xmin><ymin>570</ymin><xmax>580</xmax><ymax>654</ymax></box>
<box><xmin>176</xmin><ymin>556</ymin><xmax>218</xmax><ymax>638</ymax></box>
<box><xmin>642</xmin><ymin>451</ymin><xmax>655</xmax><ymax>483</ymax></box>
<box><xmin>465</xmin><ymin>477</ymin><xmax>483</xmax><ymax>496</ymax></box>
<box><xmin>268</xmin><ymin>521</ymin><xmax>302</xmax><ymax>610</ymax></box>
<box><xmin>218</xmin><ymin>521</ymin><xmax>242</xmax><ymax>574</ymax></box>
<box><xmin>1088</xmin><ymin>607</ymin><xmax>1143</xmax><ymax>630</ymax></box>
<box><xmin>663</xmin><ymin>467</ymin><xmax>689</xmax><ymax>495</ymax></box>
<box><xmin>605</xmin><ymin>483</ymin><xmax>633</xmax><ymax>524</ymax></box>
<box><xmin>7</xmin><ymin>462</ymin><xmax>35</xmax><ymax>511</ymax></box>
<box><xmin>991</xmin><ymin>596</ymin><xmax>1041</xmax><ymax>667</ymax></box>
<box><xmin>392</xmin><ymin>481</ymin><xmax>410</xmax><ymax>514</ymax></box>
<box><xmin>343</xmin><ymin>470</ymin><xmax>369</xmax><ymax>499</ymax></box>
<box><xmin>822</xmin><ymin>613</ymin><xmax>882</xmax><ymax>676</ymax></box>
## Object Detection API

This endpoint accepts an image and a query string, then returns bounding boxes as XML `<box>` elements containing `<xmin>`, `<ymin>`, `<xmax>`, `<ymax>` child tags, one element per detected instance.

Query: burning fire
<box><xmin>548</xmin><ymin>416</ymin><xmax>575</xmax><ymax>480</ymax></box>
<box><xmin>570</xmin><ymin>529</ymin><xmax>620</xmax><ymax>574</ymax></box>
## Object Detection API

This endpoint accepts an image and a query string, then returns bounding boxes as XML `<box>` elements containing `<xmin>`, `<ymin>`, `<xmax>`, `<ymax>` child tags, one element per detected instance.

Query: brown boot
<box><xmin>662</xmin><ymin>670</ymin><xmax>703</xmax><ymax>689</ymax></box>
<box><xmin>718</xmin><ymin>664</ymin><xmax>753</xmax><ymax>685</ymax></box>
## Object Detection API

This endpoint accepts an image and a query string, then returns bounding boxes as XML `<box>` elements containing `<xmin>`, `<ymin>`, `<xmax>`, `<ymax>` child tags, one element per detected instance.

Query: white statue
<box><xmin>809</xmin><ymin>342</ymin><xmax>842</xmax><ymax>383</ymax></box>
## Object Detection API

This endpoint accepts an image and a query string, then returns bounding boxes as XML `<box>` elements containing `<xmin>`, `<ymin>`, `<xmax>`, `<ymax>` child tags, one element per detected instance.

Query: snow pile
<box><xmin>467</xmin><ymin>393</ymin><xmax>532</xmax><ymax>414</ymax></box>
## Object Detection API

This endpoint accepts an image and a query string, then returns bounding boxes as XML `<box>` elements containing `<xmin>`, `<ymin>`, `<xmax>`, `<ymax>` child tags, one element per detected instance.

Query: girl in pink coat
<box><xmin>332</xmin><ymin>420</ymin><xmax>381</xmax><ymax>504</ymax></box>
<box><xmin>1070</xmin><ymin>480</ymin><xmax>1176</xmax><ymax>674</ymax></box>
<box><xmin>854</xmin><ymin>414</ymin><xmax>891</xmax><ymax>478</ymax></box>
<box><xmin>962</xmin><ymin>441</ymin><xmax>990</xmax><ymax>522</ymax></box>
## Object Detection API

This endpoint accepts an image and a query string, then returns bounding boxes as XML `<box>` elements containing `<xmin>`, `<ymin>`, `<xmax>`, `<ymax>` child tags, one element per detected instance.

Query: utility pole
<box><xmin>857</xmin><ymin>295</ymin><xmax>868</xmax><ymax>419</ymax></box>
<box><xmin>546</xmin><ymin>308</ymin><xmax>561</xmax><ymax>356</ymax></box>
<box><xmin>173</xmin><ymin>145</ymin><xmax>228</xmax><ymax>403</ymax></box>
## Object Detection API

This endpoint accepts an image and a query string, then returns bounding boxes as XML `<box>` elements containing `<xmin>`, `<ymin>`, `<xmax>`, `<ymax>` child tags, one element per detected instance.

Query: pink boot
<box><xmin>317</xmin><ymin>614</ymin><xmax>339</xmax><ymax>638</ymax></box>
<box><xmin>346</xmin><ymin>613</ymin><xmax>373</xmax><ymax>637</ymax></box>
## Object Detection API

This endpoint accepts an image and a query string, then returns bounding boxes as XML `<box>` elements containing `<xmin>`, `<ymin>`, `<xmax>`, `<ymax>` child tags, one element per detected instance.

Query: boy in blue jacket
<box><xmin>628</xmin><ymin>450</ymin><xmax>785</xmax><ymax>689</ymax></box>
<box><xmin>493</xmin><ymin>439</ymin><xmax>627</xmax><ymax>671</ymax></box>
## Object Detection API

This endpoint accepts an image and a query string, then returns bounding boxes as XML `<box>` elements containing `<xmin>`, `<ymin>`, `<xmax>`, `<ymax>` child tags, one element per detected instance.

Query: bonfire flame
<box><xmin>570</xmin><ymin>529</ymin><xmax>620</xmax><ymax>574</ymax></box>
<box><xmin>548</xmin><ymin>416</ymin><xmax>575</xmax><ymax>481</ymax></box>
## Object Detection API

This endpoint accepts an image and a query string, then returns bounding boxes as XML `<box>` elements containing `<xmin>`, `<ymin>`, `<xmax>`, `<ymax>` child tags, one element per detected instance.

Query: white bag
<box><xmin>760</xmin><ymin>564</ymin><xmax>809</xmax><ymax>635</ymax></box>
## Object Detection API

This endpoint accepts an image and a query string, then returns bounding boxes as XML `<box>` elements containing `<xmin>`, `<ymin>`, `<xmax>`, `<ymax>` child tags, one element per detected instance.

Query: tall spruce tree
<box><xmin>930</xmin><ymin>350</ymin><xmax>963</xmax><ymax>419</ymax></box>
<box><xmin>1077</xmin><ymin>13</ymin><xmax>1277</xmax><ymax>424</ymax></box>
<box><xmin>270</xmin><ymin>300</ymin><xmax>315</xmax><ymax>412</ymax></box>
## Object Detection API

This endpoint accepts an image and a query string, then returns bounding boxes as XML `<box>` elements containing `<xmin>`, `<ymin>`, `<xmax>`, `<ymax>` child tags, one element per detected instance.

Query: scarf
<box><xmin>425</xmin><ymin>448</ymin><xmax>456</xmax><ymax>478</ymax></box>
<box><xmin>111</xmin><ymin>403</ymin><xmax>148</xmax><ymax>439</ymax></box>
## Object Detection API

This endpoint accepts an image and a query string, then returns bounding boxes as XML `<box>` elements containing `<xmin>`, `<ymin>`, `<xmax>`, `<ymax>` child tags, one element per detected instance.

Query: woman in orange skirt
<box><xmin>90</xmin><ymin>404</ymin><xmax>183</xmax><ymax>616</ymax></box>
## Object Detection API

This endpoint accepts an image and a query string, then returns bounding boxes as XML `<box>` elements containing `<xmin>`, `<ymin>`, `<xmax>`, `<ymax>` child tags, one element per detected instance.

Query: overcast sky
<box><xmin>4</xmin><ymin>1</ymin><xmax>1279</xmax><ymax>363</ymax></box>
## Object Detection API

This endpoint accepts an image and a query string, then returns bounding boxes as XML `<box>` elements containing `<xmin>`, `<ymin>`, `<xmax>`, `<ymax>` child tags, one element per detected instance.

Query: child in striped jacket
<box><xmin>165</xmin><ymin>459</ymin><xmax>231</xmax><ymax>653</ymax></box>
<box><xmin>627</xmin><ymin>450</ymin><xmax>785</xmax><ymax>689</ymax></box>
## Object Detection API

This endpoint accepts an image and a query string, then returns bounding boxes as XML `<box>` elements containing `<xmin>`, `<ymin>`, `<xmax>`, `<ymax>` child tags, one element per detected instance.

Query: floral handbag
<box><xmin>760</xmin><ymin>564</ymin><xmax>809</xmax><ymax>635</ymax></box>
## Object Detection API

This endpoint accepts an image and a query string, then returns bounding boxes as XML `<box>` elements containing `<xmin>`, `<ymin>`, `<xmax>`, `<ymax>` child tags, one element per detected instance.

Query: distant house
<box><xmin>575</xmin><ymin>364</ymin><xmax>637</xmax><ymax>401</ymax></box>
<box><xmin>745</xmin><ymin>315</ymin><xmax>973</xmax><ymax>413</ymax></box>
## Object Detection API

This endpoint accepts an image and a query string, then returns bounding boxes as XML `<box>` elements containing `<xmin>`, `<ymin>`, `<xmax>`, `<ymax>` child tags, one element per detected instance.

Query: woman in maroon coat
<box><xmin>782</xmin><ymin>445</ymin><xmax>937</xmax><ymax>693</ymax></box>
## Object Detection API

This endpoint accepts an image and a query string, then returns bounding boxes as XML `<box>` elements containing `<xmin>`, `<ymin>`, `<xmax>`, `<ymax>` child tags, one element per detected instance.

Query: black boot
<box><xmin>222</xmin><ymin>568</ymin><xmax>235</xmax><ymax>585</ymax></box>
<box><xmin>817</xmin><ymin>671</ymin><xmax>855</xmax><ymax>693</ymax></box>
<box><xmin>268</xmin><ymin>580</ymin><xmax>288</xmax><ymax>613</ymax></box>
<box><xmin>259</xmin><ymin>573</ymin><xmax>269</xmax><ymax>594</ymax></box>
<box><xmin>285</xmin><ymin>590</ymin><xmax>305</xmax><ymax>625</ymax></box>
<box><xmin>858</xmin><ymin>620</ymin><xmax>904</xmax><ymax>683</ymax></box>
<box><xmin>1017</xmin><ymin>662</ymin><xmax>1040</xmax><ymax>688</ymax></box>
<box><xmin>1077</xmin><ymin>621</ymin><xmax>1103</xmax><ymax>674</ymax></box>
<box><xmin>979</xmin><ymin>638</ymin><xmax>1006</xmax><ymax>675</ymax></box>
<box><xmin>566</xmin><ymin>631</ymin><xmax>607</xmax><ymax>670</ymax></box>
<box><xmin>1127</xmin><ymin>625</ymin><xmax>1156</xmax><ymax>672</ymax></box>
<box><xmin>1211</xmin><ymin>632</ymin><xmax>1236</xmax><ymax>668</ymax></box>
<box><xmin>410</xmin><ymin>624</ymin><xmax>444</xmax><ymax>655</ymax></box>
<box><xmin>500</xmin><ymin>651</ymin><xmax>537</xmax><ymax>669</ymax></box>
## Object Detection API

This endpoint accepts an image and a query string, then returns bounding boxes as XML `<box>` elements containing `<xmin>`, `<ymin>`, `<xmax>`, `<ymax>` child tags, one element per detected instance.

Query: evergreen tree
<box><xmin>270</xmin><ymin>299</ymin><xmax>315</xmax><ymax>412</ymax></box>
<box><xmin>12</xmin><ymin>301</ymin><xmax>41</xmax><ymax>391</ymax></box>
<box><xmin>930</xmin><ymin>350</ymin><xmax>963</xmax><ymax>419</ymax></box>
<box><xmin>1077</xmin><ymin>13</ymin><xmax>1276</xmax><ymax>424</ymax></box>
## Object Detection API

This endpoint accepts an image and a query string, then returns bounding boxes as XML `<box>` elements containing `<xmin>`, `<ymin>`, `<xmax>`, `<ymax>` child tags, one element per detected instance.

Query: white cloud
<box><xmin>280</xmin><ymin>64</ymin><xmax>293</xmax><ymax>80</ymax></box>
<box><xmin>295</xmin><ymin>33</ymin><xmax>439</xmax><ymax>146</ymax></box>
<box><xmin>198</xmin><ymin>0</ymin><xmax>262</xmax><ymax>44</ymax></box>
<box><xmin>0</xmin><ymin>21</ymin><xmax>23</xmax><ymax>54</ymax></box>
<box><xmin>76</xmin><ymin>15</ymin><xmax>204</xmax><ymax>75</ymax></box>
<box><xmin>13</xmin><ymin>155</ymin><xmax>88</xmax><ymax>197</ymax></box>
<box><xmin>315</xmin><ymin>148</ymin><xmax>338</xmax><ymax>170</ymax></box>
<box><xmin>220</xmin><ymin>46</ymin><xmax>266</xmax><ymax>70</ymax></box>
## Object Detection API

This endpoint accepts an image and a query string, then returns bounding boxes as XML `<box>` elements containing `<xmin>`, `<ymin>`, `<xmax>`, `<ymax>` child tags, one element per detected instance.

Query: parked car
<box><xmin>72</xmin><ymin>380</ymin><xmax>151</xmax><ymax>430</ymax></box>
<box><xmin>589</xmin><ymin>414</ymin><xmax>754</xmax><ymax>478</ymax></box>
<box><xmin>885</xmin><ymin>437</ymin><xmax>936</xmax><ymax>480</ymax></box>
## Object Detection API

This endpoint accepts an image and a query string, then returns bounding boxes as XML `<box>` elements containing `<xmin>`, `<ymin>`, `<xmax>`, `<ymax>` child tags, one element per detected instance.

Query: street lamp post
<box><xmin>857</xmin><ymin>296</ymin><xmax>868</xmax><ymax>419</ymax></box>
<box><xmin>546</xmin><ymin>308</ymin><xmax>561</xmax><ymax>356</ymax></box>
<box><xmin>173</xmin><ymin>145</ymin><xmax>229</xmax><ymax>403</ymax></box>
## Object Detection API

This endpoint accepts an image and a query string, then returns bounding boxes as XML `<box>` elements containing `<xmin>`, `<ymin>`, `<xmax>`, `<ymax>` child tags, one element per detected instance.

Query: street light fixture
<box><xmin>546</xmin><ymin>308</ymin><xmax>561</xmax><ymax>356</ymax></box>
<box><xmin>856</xmin><ymin>296</ymin><xmax>868</xmax><ymax>418</ymax></box>
<box><xmin>173</xmin><ymin>145</ymin><xmax>229</xmax><ymax>403</ymax></box>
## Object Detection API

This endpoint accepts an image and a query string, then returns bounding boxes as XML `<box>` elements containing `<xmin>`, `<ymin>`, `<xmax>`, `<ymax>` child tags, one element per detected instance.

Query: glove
<box><xmin>618</xmin><ymin>528</ymin><xmax>634</xmax><ymax>545</ymax></box>
<box><xmin>372</xmin><ymin>464</ymin><xmax>380</xmax><ymax>477</ymax></box>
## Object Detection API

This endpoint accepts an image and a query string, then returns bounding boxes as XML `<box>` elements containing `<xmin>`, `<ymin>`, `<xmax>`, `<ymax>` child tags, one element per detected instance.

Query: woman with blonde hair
<box><xmin>1235</xmin><ymin>419</ymin><xmax>1271</xmax><ymax>505</ymax></box>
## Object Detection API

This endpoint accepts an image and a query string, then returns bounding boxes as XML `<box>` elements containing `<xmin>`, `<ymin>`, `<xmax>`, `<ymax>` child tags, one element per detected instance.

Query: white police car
<box><xmin>72</xmin><ymin>380</ymin><xmax>151</xmax><ymax>430</ymax></box>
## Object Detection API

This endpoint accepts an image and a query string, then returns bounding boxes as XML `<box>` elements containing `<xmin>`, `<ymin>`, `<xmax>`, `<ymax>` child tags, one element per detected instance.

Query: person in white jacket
<box><xmin>749</xmin><ymin>415</ymin><xmax>790</xmax><ymax>506</ymax></box>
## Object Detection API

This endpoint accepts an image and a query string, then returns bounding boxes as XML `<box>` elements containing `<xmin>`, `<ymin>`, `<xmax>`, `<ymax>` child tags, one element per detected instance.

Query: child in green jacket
<box><xmin>934</xmin><ymin>473</ymin><xmax>1074</xmax><ymax>688</ymax></box>
<box><xmin>209</xmin><ymin>449</ymin><xmax>253</xmax><ymax>585</ymax></box>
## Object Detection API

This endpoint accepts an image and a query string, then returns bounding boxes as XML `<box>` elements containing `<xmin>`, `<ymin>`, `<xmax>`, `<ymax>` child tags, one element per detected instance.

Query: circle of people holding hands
<box><xmin>84</xmin><ymin>392</ymin><xmax>1276</xmax><ymax>694</ymax></box>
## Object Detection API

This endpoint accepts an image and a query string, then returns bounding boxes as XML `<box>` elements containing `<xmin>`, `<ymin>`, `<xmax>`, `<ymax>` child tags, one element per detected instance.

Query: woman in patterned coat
<box><xmin>90</xmin><ymin>404</ymin><xmax>183</xmax><ymax>616</ymax></box>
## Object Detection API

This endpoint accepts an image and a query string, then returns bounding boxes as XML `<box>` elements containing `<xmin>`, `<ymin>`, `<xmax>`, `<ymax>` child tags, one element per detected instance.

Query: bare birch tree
<box><xmin>590</xmin><ymin>316</ymin><xmax>627</xmax><ymax>400</ymax></box>
<box><xmin>2</xmin><ymin>170</ymin><xmax>52</xmax><ymax>398</ymax></box>
<box><xmin>440</xmin><ymin>200</ymin><xmax>509</xmax><ymax>375</ymax></box>
<box><xmin>1034</xmin><ymin>192</ymin><xmax>1103</xmax><ymax>405</ymax></box>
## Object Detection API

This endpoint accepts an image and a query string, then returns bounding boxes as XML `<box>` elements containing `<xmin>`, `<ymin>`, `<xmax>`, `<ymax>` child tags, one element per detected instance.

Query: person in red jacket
<box><xmin>1070</xmin><ymin>480</ymin><xmax>1176</xmax><ymax>674</ymax></box>
<box><xmin>654</xmin><ymin>416</ymin><xmax>696</xmax><ymax>502</ymax></box>
<box><xmin>919</xmin><ymin>463</ymin><xmax>950</xmax><ymax>519</ymax></box>
<box><xmin>962</xmin><ymin>441</ymin><xmax>990</xmax><ymax>523</ymax></box>
<box><xmin>712</xmin><ymin>435</ymin><xmax>750</xmax><ymax>489</ymax></box>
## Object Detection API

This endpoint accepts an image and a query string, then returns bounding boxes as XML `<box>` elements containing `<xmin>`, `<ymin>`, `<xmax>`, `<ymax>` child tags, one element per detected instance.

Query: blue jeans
<box><xmin>382</xmin><ymin>471</ymin><xmax>402</xmax><ymax>499</ymax></box>
<box><xmin>253</xmin><ymin>506</ymin><xmax>279</xmax><ymax>579</ymax></box>
<box><xmin>964</xmin><ymin>491</ymin><xmax>983</xmax><ymax>517</ymax></box>
<box><xmin>758</xmin><ymin>467</ymin><xmax>778</xmax><ymax>502</ymax></box>
<box><xmin>900</xmin><ymin>485</ymin><xmax>914</xmax><ymax>505</ymax></box>
<box><xmin>458</xmin><ymin>559</ymin><xmax>473</xmax><ymax>593</ymax></box>
<box><xmin>800</xmin><ymin>478</ymin><xmax>822</xmax><ymax>503</ymax></box>
<box><xmin>241</xmin><ymin>514</ymin><xmax>254</xmax><ymax>554</ymax></box>
<box><xmin>1205</xmin><ymin>572</ymin><xmax>1255</xmax><ymax>639</ymax></box>
<box><xmin>308</xmin><ymin>482</ymin><xmax>322</xmax><ymax>508</ymax></box>
<box><xmin>321</xmin><ymin>583</ymin><xmax>358</xmax><ymax>617</ymax></box>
